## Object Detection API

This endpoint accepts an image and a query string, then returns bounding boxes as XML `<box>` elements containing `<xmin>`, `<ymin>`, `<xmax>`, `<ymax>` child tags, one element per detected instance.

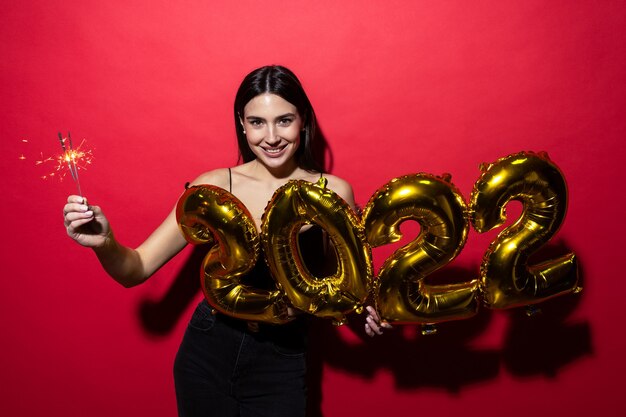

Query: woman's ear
<box><xmin>238</xmin><ymin>113</ymin><xmax>246</xmax><ymax>134</ymax></box>
<box><xmin>301</xmin><ymin>115</ymin><xmax>307</xmax><ymax>131</ymax></box>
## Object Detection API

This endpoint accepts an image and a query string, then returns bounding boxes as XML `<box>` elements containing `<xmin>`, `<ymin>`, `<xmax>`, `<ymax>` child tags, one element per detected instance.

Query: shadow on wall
<box><xmin>305</xmin><ymin>289</ymin><xmax>589</xmax><ymax>417</ymax></box>
<box><xmin>137</xmin><ymin>244</ymin><xmax>207</xmax><ymax>335</ymax></box>
<box><xmin>306</xmin><ymin>239</ymin><xmax>591</xmax><ymax>416</ymax></box>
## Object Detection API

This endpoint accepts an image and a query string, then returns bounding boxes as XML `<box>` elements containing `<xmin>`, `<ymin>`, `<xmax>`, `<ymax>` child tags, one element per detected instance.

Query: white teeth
<box><xmin>264</xmin><ymin>147</ymin><xmax>284</xmax><ymax>153</ymax></box>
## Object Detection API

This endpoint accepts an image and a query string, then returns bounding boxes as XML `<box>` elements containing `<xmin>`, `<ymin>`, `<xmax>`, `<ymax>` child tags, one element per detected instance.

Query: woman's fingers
<box><xmin>63</xmin><ymin>196</ymin><xmax>107</xmax><ymax>241</ymax></box>
<box><xmin>64</xmin><ymin>200</ymin><xmax>88</xmax><ymax>215</ymax></box>
<box><xmin>63</xmin><ymin>196</ymin><xmax>89</xmax><ymax>220</ymax></box>
<box><xmin>366</xmin><ymin>315</ymin><xmax>383</xmax><ymax>336</ymax></box>
<box><xmin>366</xmin><ymin>306</ymin><xmax>380</xmax><ymax>321</ymax></box>
<box><xmin>67</xmin><ymin>195</ymin><xmax>86</xmax><ymax>204</ymax></box>
<box><xmin>365</xmin><ymin>305</ymin><xmax>393</xmax><ymax>337</ymax></box>
<box><xmin>63</xmin><ymin>203</ymin><xmax>93</xmax><ymax>226</ymax></box>
<box><xmin>66</xmin><ymin>211</ymin><xmax>95</xmax><ymax>235</ymax></box>
<box><xmin>67</xmin><ymin>216</ymin><xmax>95</xmax><ymax>232</ymax></box>
<box><xmin>63</xmin><ymin>196</ymin><xmax>112</xmax><ymax>249</ymax></box>
<box><xmin>366</xmin><ymin>306</ymin><xmax>392</xmax><ymax>328</ymax></box>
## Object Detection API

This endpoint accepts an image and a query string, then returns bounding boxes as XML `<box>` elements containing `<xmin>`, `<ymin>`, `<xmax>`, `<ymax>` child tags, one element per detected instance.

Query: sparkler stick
<box><xmin>58</xmin><ymin>131</ymin><xmax>83</xmax><ymax>196</ymax></box>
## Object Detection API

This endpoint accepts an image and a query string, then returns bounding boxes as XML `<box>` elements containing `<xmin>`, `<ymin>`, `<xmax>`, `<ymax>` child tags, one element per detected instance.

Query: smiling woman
<box><xmin>240</xmin><ymin>93</ymin><xmax>303</xmax><ymax>173</ymax></box>
<box><xmin>234</xmin><ymin>65</ymin><xmax>324</xmax><ymax>174</ymax></box>
<box><xmin>62</xmin><ymin>65</ymin><xmax>389</xmax><ymax>417</ymax></box>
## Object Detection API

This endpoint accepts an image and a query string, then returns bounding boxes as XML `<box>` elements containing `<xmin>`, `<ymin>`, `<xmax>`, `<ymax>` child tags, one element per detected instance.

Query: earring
<box><xmin>242</xmin><ymin>128</ymin><xmax>246</xmax><ymax>134</ymax></box>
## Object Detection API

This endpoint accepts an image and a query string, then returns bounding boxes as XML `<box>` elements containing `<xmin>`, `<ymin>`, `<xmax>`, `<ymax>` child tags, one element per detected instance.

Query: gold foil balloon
<box><xmin>470</xmin><ymin>151</ymin><xmax>580</xmax><ymax>309</ymax></box>
<box><xmin>362</xmin><ymin>174</ymin><xmax>479</xmax><ymax>325</ymax></box>
<box><xmin>261</xmin><ymin>177</ymin><xmax>373</xmax><ymax>325</ymax></box>
<box><xmin>176</xmin><ymin>185</ymin><xmax>290</xmax><ymax>324</ymax></box>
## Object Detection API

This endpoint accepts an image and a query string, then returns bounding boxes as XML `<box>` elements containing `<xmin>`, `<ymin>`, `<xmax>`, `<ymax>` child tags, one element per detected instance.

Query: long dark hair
<box><xmin>234</xmin><ymin>65</ymin><xmax>324</xmax><ymax>173</ymax></box>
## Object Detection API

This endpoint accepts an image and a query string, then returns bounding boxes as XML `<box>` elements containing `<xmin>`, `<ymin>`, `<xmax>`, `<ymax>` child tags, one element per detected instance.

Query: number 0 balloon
<box><xmin>261</xmin><ymin>177</ymin><xmax>373</xmax><ymax>324</ymax></box>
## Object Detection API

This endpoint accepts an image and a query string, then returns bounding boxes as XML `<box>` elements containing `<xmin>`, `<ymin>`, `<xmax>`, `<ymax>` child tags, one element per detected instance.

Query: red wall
<box><xmin>2</xmin><ymin>1</ymin><xmax>625</xmax><ymax>416</ymax></box>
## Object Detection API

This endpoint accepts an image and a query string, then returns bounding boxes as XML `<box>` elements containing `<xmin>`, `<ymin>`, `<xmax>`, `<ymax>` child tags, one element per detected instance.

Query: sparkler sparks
<box><xmin>20</xmin><ymin>133</ymin><xmax>94</xmax><ymax>194</ymax></box>
<box><xmin>55</xmin><ymin>132</ymin><xmax>91</xmax><ymax>196</ymax></box>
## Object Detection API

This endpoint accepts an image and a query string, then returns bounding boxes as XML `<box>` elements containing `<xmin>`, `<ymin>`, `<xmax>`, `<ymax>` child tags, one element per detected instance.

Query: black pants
<box><xmin>174</xmin><ymin>300</ymin><xmax>308</xmax><ymax>417</ymax></box>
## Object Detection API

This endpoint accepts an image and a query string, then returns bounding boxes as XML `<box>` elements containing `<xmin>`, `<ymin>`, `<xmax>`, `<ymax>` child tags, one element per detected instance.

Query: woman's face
<box><xmin>241</xmin><ymin>93</ymin><xmax>303</xmax><ymax>170</ymax></box>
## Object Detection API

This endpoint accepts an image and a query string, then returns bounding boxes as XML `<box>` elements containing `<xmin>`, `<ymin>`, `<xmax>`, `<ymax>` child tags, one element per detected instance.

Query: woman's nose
<box><xmin>265</xmin><ymin>126</ymin><xmax>280</xmax><ymax>144</ymax></box>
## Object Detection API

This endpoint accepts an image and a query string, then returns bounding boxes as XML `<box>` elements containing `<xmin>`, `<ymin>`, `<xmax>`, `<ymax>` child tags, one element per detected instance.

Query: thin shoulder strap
<box><xmin>228</xmin><ymin>168</ymin><xmax>232</xmax><ymax>193</ymax></box>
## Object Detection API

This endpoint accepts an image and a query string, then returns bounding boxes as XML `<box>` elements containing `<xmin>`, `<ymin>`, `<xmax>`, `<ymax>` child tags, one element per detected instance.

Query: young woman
<box><xmin>62</xmin><ymin>65</ymin><xmax>389</xmax><ymax>416</ymax></box>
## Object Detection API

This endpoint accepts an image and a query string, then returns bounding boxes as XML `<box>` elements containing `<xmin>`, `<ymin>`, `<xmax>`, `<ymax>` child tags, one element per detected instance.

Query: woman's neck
<box><xmin>247</xmin><ymin>158</ymin><xmax>303</xmax><ymax>180</ymax></box>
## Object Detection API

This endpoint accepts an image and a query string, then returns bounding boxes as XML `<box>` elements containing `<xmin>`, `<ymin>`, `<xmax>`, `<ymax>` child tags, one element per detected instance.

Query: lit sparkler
<box><xmin>57</xmin><ymin>132</ymin><xmax>90</xmax><ymax>196</ymax></box>
<box><xmin>19</xmin><ymin>133</ymin><xmax>94</xmax><ymax>190</ymax></box>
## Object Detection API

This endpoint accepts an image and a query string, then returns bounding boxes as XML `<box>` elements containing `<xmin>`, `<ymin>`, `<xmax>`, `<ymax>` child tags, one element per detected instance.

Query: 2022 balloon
<box><xmin>176</xmin><ymin>151</ymin><xmax>581</xmax><ymax>327</ymax></box>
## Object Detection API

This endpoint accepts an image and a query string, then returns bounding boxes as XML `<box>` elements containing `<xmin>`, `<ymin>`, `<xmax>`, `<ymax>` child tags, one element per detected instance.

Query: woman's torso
<box><xmin>227</xmin><ymin>163</ymin><xmax>324</xmax><ymax>233</ymax></box>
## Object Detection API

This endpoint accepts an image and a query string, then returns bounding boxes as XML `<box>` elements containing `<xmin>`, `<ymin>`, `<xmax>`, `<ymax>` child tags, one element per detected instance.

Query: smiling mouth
<box><xmin>261</xmin><ymin>144</ymin><xmax>287</xmax><ymax>154</ymax></box>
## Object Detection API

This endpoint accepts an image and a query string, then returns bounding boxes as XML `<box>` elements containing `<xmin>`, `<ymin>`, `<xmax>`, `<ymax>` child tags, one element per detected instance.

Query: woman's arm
<box><xmin>63</xmin><ymin>195</ymin><xmax>188</xmax><ymax>287</ymax></box>
<box><xmin>63</xmin><ymin>169</ymin><xmax>229</xmax><ymax>288</ymax></box>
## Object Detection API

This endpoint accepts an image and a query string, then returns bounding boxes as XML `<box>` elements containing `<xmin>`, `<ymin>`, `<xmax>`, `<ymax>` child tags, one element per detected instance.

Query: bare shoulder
<box><xmin>323</xmin><ymin>173</ymin><xmax>355</xmax><ymax>207</ymax></box>
<box><xmin>323</xmin><ymin>173</ymin><xmax>352</xmax><ymax>192</ymax></box>
<box><xmin>189</xmin><ymin>168</ymin><xmax>231</xmax><ymax>190</ymax></box>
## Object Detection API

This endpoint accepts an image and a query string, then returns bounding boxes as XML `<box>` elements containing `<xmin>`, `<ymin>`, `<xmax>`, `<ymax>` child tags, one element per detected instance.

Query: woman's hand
<box><xmin>63</xmin><ymin>195</ymin><xmax>111</xmax><ymax>248</ymax></box>
<box><xmin>364</xmin><ymin>305</ymin><xmax>392</xmax><ymax>337</ymax></box>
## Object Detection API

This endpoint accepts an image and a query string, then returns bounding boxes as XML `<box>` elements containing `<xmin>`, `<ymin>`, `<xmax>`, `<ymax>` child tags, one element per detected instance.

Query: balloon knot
<box><xmin>421</xmin><ymin>323</ymin><xmax>438</xmax><ymax>336</ymax></box>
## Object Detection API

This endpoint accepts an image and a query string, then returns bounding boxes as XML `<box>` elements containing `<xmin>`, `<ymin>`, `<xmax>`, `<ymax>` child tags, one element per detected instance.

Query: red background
<box><xmin>2</xmin><ymin>1</ymin><xmax>625</xmax><ymax>416</ymax></box>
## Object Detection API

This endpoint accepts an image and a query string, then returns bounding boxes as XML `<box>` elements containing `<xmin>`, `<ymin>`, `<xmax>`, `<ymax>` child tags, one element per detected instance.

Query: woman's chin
<box><xmin>254</xmin><ymin>148</ymin><xmax>298</xmax><ymax>169</ymax></box>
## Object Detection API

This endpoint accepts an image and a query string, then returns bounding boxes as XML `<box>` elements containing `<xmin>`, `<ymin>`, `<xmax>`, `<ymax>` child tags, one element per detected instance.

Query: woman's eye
<box><xmin>249</xmin><ymin>119</ymin><xmax>263</xmax><ymax>127</ymax></box>
<box><xmin>278</xmin><ymin>118</ymin><xmax>293</xmax><ymax>126</ymax></box>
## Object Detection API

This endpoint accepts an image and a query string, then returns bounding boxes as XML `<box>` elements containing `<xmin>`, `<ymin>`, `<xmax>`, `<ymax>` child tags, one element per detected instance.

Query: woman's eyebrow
<box><xmin>272</xmin><ymin>113</ymin><xmax>297</xmax><ymax>121</ymax></box>
<box><xmin>245</xmin><ymin>113</ymin><xmax>296</xmax><ymax>121</ymax></box>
